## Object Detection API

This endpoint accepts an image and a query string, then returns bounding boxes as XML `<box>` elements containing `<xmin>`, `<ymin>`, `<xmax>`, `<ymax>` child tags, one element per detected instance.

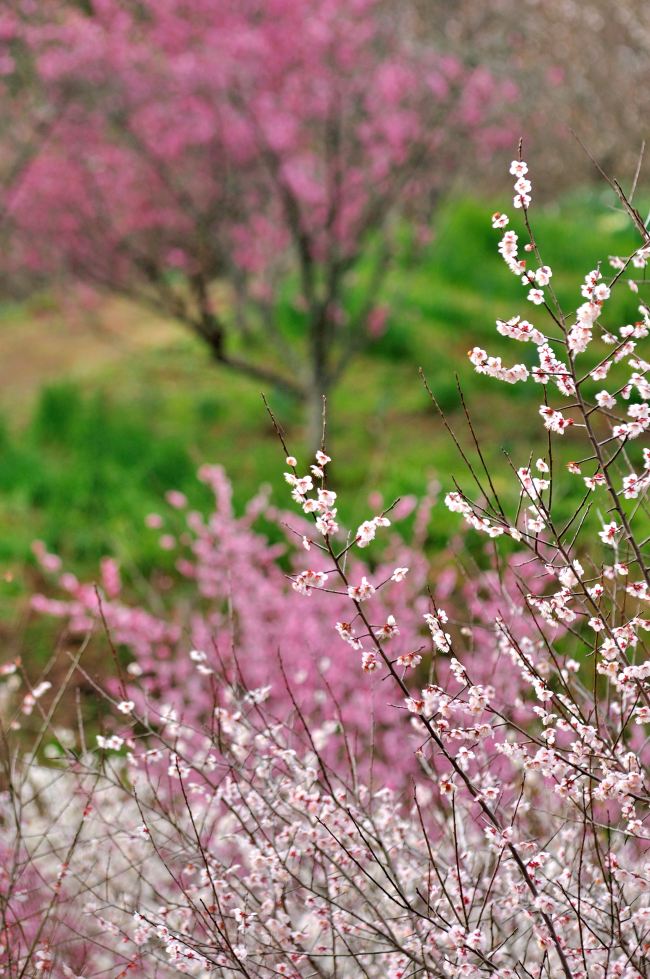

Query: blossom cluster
<box><xmin>276</xmin><ymin>159</ymin><xmax>650</xmax><ymax>976</ymax></box>
<box><xmin>30</xmin><ymin>464</ymin><xmax>448</xmax><ymax>786</ymax></box>
<box><xmin>4</xmin><ymin>664</ymin><xmax>650</xmax><ymax>978</ymax></box>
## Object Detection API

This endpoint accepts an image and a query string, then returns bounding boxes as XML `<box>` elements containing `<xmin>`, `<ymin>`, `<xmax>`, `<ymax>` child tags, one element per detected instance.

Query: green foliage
<box><xmin>0</xmin><ymin>383</ymin><xmax>198</xmax><ymax>569</ymax></box>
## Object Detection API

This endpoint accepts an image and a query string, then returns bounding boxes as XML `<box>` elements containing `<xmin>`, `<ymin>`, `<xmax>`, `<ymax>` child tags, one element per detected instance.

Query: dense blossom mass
<box><xmin>0</xmin><ymin>0</ymin><xmax>515</xmax><ymax>438</ymax></box>
<box><xmin>2</xmin><ymin>159</ymin><xmax>650</xmax><ymax>976</ymax></box>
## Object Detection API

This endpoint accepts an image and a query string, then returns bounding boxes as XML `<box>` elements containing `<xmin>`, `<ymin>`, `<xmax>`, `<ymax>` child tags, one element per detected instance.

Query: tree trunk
<box><xmin>189</xmin><ymin>280</ymin><xmax>304</xmax><ymax>400</ymax></box>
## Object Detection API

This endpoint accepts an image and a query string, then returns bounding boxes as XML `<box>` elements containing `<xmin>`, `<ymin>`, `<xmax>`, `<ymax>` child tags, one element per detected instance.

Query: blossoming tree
<box><xmin>7</xmin><ymin>156</ymin><xmax>650</xmax><ymax>975</ymax></box>
<box><xmin>1</xmin><ymin>0</ymin><xmax>515</xmax><ymax>443</ymax></box>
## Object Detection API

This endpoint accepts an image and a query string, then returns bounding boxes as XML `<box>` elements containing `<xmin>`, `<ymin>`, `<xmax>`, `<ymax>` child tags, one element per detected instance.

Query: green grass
<box><xmin>0</xmin><ymin>190</ymin><xmax>647</xmax><ymax>657</ymax></box>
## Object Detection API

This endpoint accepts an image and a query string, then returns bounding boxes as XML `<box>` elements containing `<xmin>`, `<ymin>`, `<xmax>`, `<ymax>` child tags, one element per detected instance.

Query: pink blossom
<box><xmin>347</xmin><ymin>576</ymin><xmax>375</xmax><ymax>602</ymax></box>
<box><xmin>598</xmin><ymin>521</ymin><xmax>620</xmax><ymax>547</ymax></box>
<box><xmin>292</xmin><ymin>570</ymin><xmax>329</xmax><ymax>596</ymax></box>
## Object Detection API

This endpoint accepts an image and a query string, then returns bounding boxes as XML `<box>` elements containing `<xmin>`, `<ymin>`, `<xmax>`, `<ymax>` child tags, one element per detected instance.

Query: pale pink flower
<box><xmin>595</xmin><ymin>390</ymin><xmax>616</xmax><ymax>409</ymax></box>
<box><xmin>534</xmin><ymin>266</ymin><xmax>552</xmax><ymax>286</ymax></box>
<box><xmin>539</xmin><ymin>406</ymin><xmax>573</xmax><ymax>434</ymax></box>
<box><xmin>347</xmin><ymin>577</ymin><xmax>375</xmax><ymax>602</ymax></box>
<box><xmin>361</xmin><ymin>651</ymin><xmax>378</xmax><ymax>672</ymax></box>
<box><xmin>292</xmin><ymin>570</ymin><xmax>329</xmax><ymax>596</ymax></box>
<box><xmin>509</xmin><ymin>160</ymin><xmax>528</xmax><ymax>177</ymax></box>
<box><xmin>598</xmin><ymin>521</ymin><xmax>620</xmax><ymax>547</ymax></box>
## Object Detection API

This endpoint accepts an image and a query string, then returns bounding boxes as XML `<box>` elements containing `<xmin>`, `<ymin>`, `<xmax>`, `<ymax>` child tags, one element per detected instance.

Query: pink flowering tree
<box><xmin>7</xmin><ymin>157</ymin><xmax>650</xmax><ymax>974</ymax></box>
<box><xmin>1</xmin><ymin>0</ymin><xmax>515</xmax><ymax>443</ymax></box>
<box><xmin>29</xmin><ymin>469</ymin><xmax>455</xmax><ymax>788</ymax></box>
